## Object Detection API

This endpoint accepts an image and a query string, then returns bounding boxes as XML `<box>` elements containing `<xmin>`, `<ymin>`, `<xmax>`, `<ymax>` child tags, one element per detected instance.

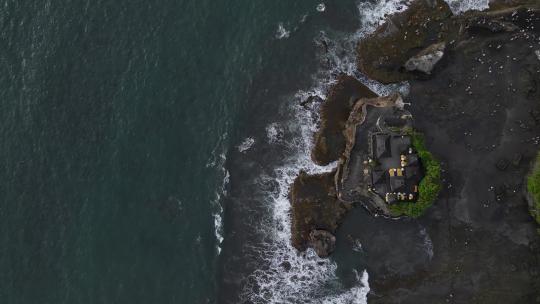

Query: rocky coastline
<box><xmin>290</xmin><ymin>0</ymin><xmax>540</xmax><ymax>300</ymax></box>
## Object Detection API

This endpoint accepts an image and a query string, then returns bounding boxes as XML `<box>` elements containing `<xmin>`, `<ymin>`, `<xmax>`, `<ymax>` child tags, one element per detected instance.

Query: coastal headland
<box><xmin>290</xmin><ymin>0</ymin><xmax>540</xmax><ymax>301</ymax></box>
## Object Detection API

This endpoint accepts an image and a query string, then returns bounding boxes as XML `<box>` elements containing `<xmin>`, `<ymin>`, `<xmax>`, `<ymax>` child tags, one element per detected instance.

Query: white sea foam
<box><xmin>237</xmin><ymin>137</ymin><xmax>255</xmax><ymax>152</ymax></box>
<box><xmin>444</xmin><ymin>0</ymin><xmax>489</xmax><ymax>14</ymax></box>
<box><xmin>357</xmin><ymin>0</ymin><xmax>412</xmax><ymax>34</ymax></box>
<box><xmin>266</xmin><ymin>122</ymin><xmax>283</xmax><ymax>144</ymax></box>
<box><xmin>276</xmin><ymin>22</ymin><xmax>290</xmax><ymax>39</ymax></box>
<box><xmin>321</xmin><ymin>270</ymin><xmax>370</xmax><ymax>304</ymax></box>
<box><xmin>210</xmin><ymin>152</ymin><xmax>229</xmax><ymax>255</ymax></box>
<box><xmin>241</xmin><ymin>0</ymin><xmax>493</xmax><ymax>300</ymax></box>
<box><xmin>241</xmin><ymin>1</ymin><xmax>415</xmax><ymax>303</ymax></box>
<box><xmin>244</xmin><ymin>109</ymin><xmax>340</xmax><ymax>301</ymax></box>
<box><xmin>208</xmin><ymin>132</ymin><xmax>230</xmax><ymax>255</ymax></box>
<box><xmin>213</xmin><ymin>166</ymin><xmax>229</xmax><ymax>254</ymax></box>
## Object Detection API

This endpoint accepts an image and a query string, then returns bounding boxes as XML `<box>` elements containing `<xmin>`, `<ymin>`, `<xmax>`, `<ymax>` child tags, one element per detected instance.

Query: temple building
<box><xmin>368</xmin><ymin>132</ymin><xmax>423</xmax><ymax>204</ymax></box>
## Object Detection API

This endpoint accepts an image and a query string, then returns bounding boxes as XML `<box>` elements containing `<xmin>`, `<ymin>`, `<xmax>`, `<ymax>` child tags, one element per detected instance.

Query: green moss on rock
<box><xmin>389</xmin><ymin>131</ymin><xmax>441</xmax><ymax>218</ymax></box>
<box><xmin>527</xmin><ymin>152</ymin><xmax>540</xmax><ymax>226</ymax></box>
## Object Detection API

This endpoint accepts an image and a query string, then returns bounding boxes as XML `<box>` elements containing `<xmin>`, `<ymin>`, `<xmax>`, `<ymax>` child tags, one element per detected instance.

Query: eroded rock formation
<box><xmin>311</xmin><ymin>75</ymin><xmax>377</xmax><ymax>165</ymax></box>
<box><xmin>289</xmin><ymin>170</ymin><xmax>350</xmax><ymax>254</ymax></box>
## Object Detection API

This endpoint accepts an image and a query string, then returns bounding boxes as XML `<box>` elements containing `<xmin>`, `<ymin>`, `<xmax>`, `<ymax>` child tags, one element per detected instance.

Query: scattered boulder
<box><xmin>404</xmin><ymin>42</ymin><xmax>446</xmax><ymax>75</ymax></box>
<box><xmin>308</xmin><ymin>230</ymin><xmax>336</xmax><ymax>258</ymax></box>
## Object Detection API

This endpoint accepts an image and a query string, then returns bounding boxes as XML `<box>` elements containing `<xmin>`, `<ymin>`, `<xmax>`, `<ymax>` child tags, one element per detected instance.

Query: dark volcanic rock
<box><xmin>338</xmin><ymin>93</ymin><xmax>406</xmax><ymax>210</ymax></box>
<box><xmin>356</xmin><ymin>2</ymin><xmax>540</xmax><ymax>303</ymax></box>
<box><xmin>308</xmin><ymin>230</ymin><xmax>336</xmax><ymax>258</ymax></box>
<box><xmin>357</xmin><ymin>0</ymin><xmax>540</xmax><ymax>84</ymax></box>
<box><xmin>466</xmin><ymin>15</ymin><xmax>520</xmax><ymax>33</ymax></box>
<box><xmin>289</xmin><ymin>170</ymin><xmax>351</xmax><ymax>254</ymax></box>
<box><xmin>357</xmin><ymin>0</ymin><xmax>453</xmax><ymax>83</ymax></box>
<box><xmin>312</xmin><ymin>75</ymin><xmax>377</xmax><ymax>166</ymax></box>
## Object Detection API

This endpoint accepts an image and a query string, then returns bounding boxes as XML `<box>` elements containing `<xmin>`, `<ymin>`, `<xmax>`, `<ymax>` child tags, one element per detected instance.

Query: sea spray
<box><xmin>237</xmin><ymin>137</ymin><xmax>255</xmax><ymax>152</ymax></box>
<box><xmin>207</xmin><ymin>132</ymin><xmax>230</xmax><ymax>254</ymax></box>
<box><xmin>276</xmin><ymin>23</ymin><xmax>291</xmax><ymax>39</ymax></box>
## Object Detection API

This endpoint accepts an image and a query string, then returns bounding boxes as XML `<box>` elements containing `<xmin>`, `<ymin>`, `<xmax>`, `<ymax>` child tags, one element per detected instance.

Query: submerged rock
<box><xmin>404</xmin><ymin>42</ymin><xmax>446</xmax><ymax>74</ymax></box>
<box><xmin>311</xmin><ymin>75</ymin><xmax>376</xmax><ymax>165</ymax></box>
<box><xmin>308</xmin><ymin>230</ymin><xmax>336</xmax><ymax>258</ymax></box>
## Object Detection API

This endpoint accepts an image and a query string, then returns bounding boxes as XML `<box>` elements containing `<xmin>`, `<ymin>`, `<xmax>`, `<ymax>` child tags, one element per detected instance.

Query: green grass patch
<box><xmin>389</xmin><ymin>131</ymin><xmax>442</xmax><ymax>218</ymax></box>
<box><xmin>526</xmin><ymin>152</ymin><xmax>540</xmax><ymax>225</ymax></box>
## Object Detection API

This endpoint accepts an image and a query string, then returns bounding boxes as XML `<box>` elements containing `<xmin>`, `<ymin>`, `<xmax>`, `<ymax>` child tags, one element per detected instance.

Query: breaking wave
<box><xmin>239</xmin><ymin>1</ymin><xmax>414</xmax><ymax>303</ymax></box>
<box><xmin>266</xmin><ymin>122</ymin><xmax>283</xmax><ymax>144</ymax></box>
<box><xmin>276</xmin><ymin>22</ymin><xmax>291</xmax><ymax>39</ymax></box>
<box><xmin>321</xmin><ymin>270</ymin><xmax>370</xmax><ymax>304</ymax></box>
<box><xmin>207</xmin><ymin>132</ymin><xmax>230</xmax><ymax>254</ymax></box>
<box><xmin>238</xmin><ymin>137</ymin><xmax>255</xmax><ymax>152</ymax></box>
<box><xmin>241</xmin><ymin>0</ymin><xmax>489</xmax><ymax>302</ymax></box>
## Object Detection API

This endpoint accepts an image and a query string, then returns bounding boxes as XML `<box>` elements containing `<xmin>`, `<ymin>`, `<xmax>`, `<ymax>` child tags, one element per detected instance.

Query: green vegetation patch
<box><xmin>526</xmin><ymin>152</ymin><xmax>540</xmax><ymax>225</ymax></box>
<box><xmin>389</xmin><ymin>131</ymin><xmax>442</xmax><ymax>218</ymax></box>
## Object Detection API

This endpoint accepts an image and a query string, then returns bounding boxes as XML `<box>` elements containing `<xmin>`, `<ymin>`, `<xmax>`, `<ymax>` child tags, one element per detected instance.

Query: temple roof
<box><xmin>375</xmin><ymin>134</ymin><xmax>391</xmax><ymax>158</ymax></box>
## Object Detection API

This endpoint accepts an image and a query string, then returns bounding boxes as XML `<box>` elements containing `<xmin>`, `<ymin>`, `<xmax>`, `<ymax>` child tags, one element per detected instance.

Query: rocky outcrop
<box><xmin>292</xmin><ymin>92</ymin><xmax>408</xmax><ymax>257</ymax></box>
<box><xmin>404</xmin><ymin>42</ymin><xmax>446</xmax><ymax>74</ymax></box>
<box><xmin>311</xmin><ymin>75</ymin><xmax>377</xmax><ymax>166</ymax></box>
<box><xmin>357</xmin><ymin>0</ymin><xmax>453</xmax><ymax>83</ymax></box>
<box><xmin>356</xmin><ymin>0</ymin><xmax>540</xmax><ymax>83</ymax></box>
<box><xmin>289</xmin><ymin>170</ymin><xmax>351</xmax><ymax>255</ymax></box>
<box><xmin>308</xmin><ymin>230</ymin><xmax>336</xmax><ymax>258</ymax></box>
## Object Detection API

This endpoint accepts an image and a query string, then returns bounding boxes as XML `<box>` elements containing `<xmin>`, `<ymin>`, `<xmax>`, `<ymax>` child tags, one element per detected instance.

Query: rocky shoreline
<box><xmin>290</xmin><ymin>0</ymin><xmax>540</xmax><ymax>301</ymax></box>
